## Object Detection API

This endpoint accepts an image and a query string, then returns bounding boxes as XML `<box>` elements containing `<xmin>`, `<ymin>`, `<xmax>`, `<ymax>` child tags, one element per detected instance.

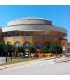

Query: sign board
<box><xmin>63</xmin><ymin>47</ymin><xmax>65</xmax><ymax>51</ymax></box>
<box><xmin>25</xmin><ymin>55</ymin><xmax>28</xmax><ymax>57</ymax></box>
<box><xmin>24</xmin><ymin>51</ymin><xmax>29</xmax><ymax>57</ymax></box>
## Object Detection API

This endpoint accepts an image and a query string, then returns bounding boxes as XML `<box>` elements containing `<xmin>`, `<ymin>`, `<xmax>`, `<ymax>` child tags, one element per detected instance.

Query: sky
<box><xmin>0</xmin><ymin>5</ymin><xmax>70</xmax><ymax>41</ymax></box>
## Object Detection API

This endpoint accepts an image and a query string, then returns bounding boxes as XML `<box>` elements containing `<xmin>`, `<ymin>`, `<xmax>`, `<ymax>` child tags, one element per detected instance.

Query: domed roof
<box><xmin>7</xmin><ymin>17</ymin><xmax>52</xmax><ymax>27</ymax></box>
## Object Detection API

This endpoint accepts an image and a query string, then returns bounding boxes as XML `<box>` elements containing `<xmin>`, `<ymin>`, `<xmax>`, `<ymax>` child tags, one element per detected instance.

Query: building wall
<box><xmin>4</xmin><ymin>36</ymin><xmax>68</xmax><ymax>47</ymax></box>
<box><xmin>0</xmin><ymin>28</ymin><xmax>3</xmax><ymax>42</ymax></box>
<box><xmin>59</xmin><ymin>39</ymin><xmax>68</xmax><ymax>46</ymax></box>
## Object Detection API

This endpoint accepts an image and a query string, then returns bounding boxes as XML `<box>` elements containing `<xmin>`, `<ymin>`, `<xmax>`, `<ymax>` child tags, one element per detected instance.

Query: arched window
<box><xmin>23</xmin><ymin>42</ymin><xmax>32</xmax><ymax>48</ymax></box>
<box><xmin>44</xmin><ymin>42</ymin><xmax>51</xmax><ymax>48</ymax></box>
<box><xmin>34</xmin><ymin>42</ymin><xmax>42</xmax><ymax>48</ymax></box>
<box><xmin>14</xmin><ymin>42</ymin><xmax>21</xmax><ymax>47</ymax></box>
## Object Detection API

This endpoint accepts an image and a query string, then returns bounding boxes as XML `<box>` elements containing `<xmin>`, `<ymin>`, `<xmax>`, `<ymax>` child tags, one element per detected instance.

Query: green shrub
<box><xmin>15</xmin><ymin>46</ymin><xmax>24</xmax><ymax>53</ymax></box>
<box><xmin>18</xmin><ymin>52</ymin><xmax>23</xmax><ymax>57</ymax></box>
<box><xmin>28</xmin><ymin>46</ymin><xmax>36</xmax><ymax>53</ymax></box>
<box><xmin>41</xmin><ymin>47</ymin><xmax>49</xmax><ymax>53</ymax></box>
<box><xmin>50</xmin><ymin>42</ymin><xmax>62</xmax><ymax>54</ymax></box>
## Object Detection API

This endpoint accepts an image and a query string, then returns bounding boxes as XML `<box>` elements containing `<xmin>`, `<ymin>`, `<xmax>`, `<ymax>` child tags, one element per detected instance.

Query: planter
<box><xmin>38</xmin><ymin>53</ymin><xmax>44</xmax><ymax>58</ymax></box>
<box><xmin>51</xmin><ymin>54</ymin><xmax>56</xmax><ymax>57</ymax></box>
<box><xmin>43</xmin><ymin>53</ymin><xmax>51</xmax><ymax>57</ymax></box>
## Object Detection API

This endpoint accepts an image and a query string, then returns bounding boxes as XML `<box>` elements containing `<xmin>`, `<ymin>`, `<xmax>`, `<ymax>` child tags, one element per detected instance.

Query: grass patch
<box><xmin>0</xmin><ymin>58</ymin><xmax>37</xmax><ymax>66</ymax></box>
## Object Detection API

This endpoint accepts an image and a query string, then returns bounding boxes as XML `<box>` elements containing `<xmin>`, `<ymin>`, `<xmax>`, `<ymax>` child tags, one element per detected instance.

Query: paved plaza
<box><xmin>0</xmin><ymin>57</ymin><xmax>70</xmax><ymax>75</ymax></box>
<box><xmin>0</xmin><ymin>57</ymin><xmax>6</xmax><ymax>64</ymax></box>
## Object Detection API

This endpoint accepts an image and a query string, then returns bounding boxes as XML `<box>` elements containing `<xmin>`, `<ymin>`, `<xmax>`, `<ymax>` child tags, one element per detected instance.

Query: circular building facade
<box><xmin>2</xmin><ymin>18</ymin><xmax>68</xmax><ymax>48</ymax></box>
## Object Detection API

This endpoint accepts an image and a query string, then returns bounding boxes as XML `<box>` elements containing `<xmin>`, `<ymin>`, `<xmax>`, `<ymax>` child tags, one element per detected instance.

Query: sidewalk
<box><xmin>0</xmin><ymin>57</ymin><xmax>55</xmax><ymax>70</ymax></box>
<box><xmin>0</xmin><ymin>56</ymin><xmax>70</xmax><ymax>70</ymax></box>
<box><xmin>54</xmin><ymin>56</ymin><xmax>70</xmax><ymax>63</ymax></box>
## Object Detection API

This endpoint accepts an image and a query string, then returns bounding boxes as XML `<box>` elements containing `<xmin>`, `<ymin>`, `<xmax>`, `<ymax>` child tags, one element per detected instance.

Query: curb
<box><xmin>0</xmin><ymin>57</ymin><xmax>55</xmax><ymax>70</ymax></box>
<box><xmin>55</xmin><ymin>59</ymin><xmax>70</xmax><ymax>63</ymax></box>
<box><xmin>44</xmin><ymin>57</ymin><xmax>55</xmax><ymax>60</ymax></box>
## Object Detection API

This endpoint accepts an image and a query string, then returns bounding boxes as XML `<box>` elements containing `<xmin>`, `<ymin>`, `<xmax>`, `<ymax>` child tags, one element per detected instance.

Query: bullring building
<box><xmin>0</xmin><ymin>18</ymin><xmax>68</xmax><ymax>48</ymax></box>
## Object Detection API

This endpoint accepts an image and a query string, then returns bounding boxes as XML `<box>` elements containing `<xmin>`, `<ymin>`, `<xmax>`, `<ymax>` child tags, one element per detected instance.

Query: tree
<box><xmin>6</xmin><ymin>44</ymin><xmax>15</xmax><ymax>61</ymax></box>
<box><xmin>28</xmin><ymin>46</ymin><xmax>36</xmax><ymax>53</ymax></box>
<box><xmin>15</xmin><ymin>46</ymin><xmax>24</xmax><ymax>53</ymax></box>
<box><xmin>0</xmin><ymin>42</ymin><xmax>5</xmax><ymax>56</ymax></box>
<box><xmin>3</xmin><ymin>44</ymin><xmax>8</xmax><ymax>62</ymax></box>
<box><xmin>2</xmin><ymin>43</ymin><xmax>15</xmax><ymax>62</ymax></box>
<box><xmin>7</xmin><ymin>44</ymin><xmax>14</xmax><ymax>53</ymax></box>
<box><xmin>15</xmin><ymin>46</ymin><xmax>25</xmax><ymax>57</ymax></box>
<box><xmin>41</xmin><ymin>47</ymin><xmax>48</xmax><ymax>53</ymax></box>
<box><xmin>50</xmin><ymin>42</ymin><xmax>62</xmax><ymax>56</ymax></box>
<box><xmin>0</xmin><ymin>42</ymin><xmax>14</xmax><ymax>62</ymax></box>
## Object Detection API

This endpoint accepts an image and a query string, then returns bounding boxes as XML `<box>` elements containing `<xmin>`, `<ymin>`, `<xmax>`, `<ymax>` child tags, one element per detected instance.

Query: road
<box><xmin>0</xmin><ymin>58</ymin><xmax>70</xmax><ymax>75</ymax></box>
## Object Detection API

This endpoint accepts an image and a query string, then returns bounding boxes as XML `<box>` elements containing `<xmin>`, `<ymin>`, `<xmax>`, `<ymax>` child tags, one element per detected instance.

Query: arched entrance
<box><xmin>23</xmin><ymin>42</ymin><xmax>32</xmax><ymax>48</ymax></box>
<box><xmin>34</xmin><ymin>42</ymin><xmax>42</xmax><ymax>48</ymax></box>
<box><xmin>14</xmin><ymin>42</ymin><xmax>21</xmax><ymax>47</ymax></box>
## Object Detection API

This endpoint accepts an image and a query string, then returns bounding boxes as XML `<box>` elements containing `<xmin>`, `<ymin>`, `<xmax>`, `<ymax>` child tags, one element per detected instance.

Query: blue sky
<box><xmin>0</xmin><ymin>5</ymin><xmax>70</xmax><ymax>41</ymax></box>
